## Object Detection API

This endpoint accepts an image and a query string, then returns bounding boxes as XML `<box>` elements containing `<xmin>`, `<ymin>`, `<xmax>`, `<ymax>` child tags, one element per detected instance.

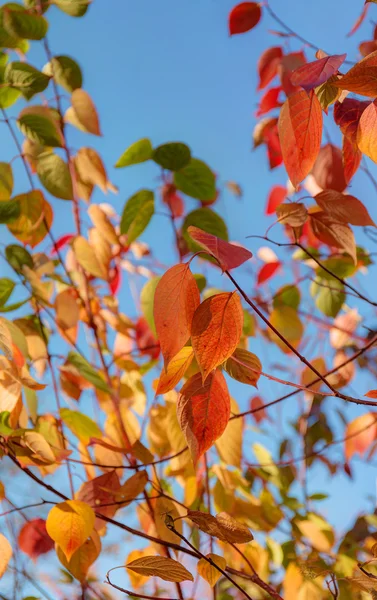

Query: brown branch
<box><xmin>106</xmin><ymin>567</ymin><xmax>179</xmax><ymax>599</ymax></box>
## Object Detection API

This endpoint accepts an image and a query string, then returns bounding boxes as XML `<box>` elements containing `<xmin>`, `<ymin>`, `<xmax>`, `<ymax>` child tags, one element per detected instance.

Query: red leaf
<box><xmin>250</xmin><ymin>395</ymin><xmax>267</xmax><ymax>423</ymax></box>
<box><xmin>359</xmin><ymin>40</ymin><xmax>377</xmax><ymax>58</ymax></box>
<box><xmin>187</xmin><ymin>226</ymin><xmax>252</xmax><ymax>271</ymax></box>
<box><xmin>333</xmin><ymin>49</ymin><xmax>377</xmax><ymax>97</ymax></box>
<box><xmin>265</xmin><ymin>124</ymin><xmax>283</xmax><ymax>169</ymax></box>
<box><xmin>342</xmin><ymin>136</ymin><xmax>362</xmax><ymax>184</ymax></box>
<box><xmin>334</xmin><ymin>98</ymin><xmax>369</xmax><ymax>147</ymax></box>
<box><xmin>135</xmin><ymin>317</ymin><xmax>160</xmax><ymax>360</ymax></box>
<box><xmin>257</xmin><ymin>261</ymin><xmax>281</xmax><ymax>285</ymax></box>
<box><xmin>177</xmin><ymin>370</ymin><xmax>230</xmax><ymax>465</ymax></box>
<box><xmin>109</xmin><ymin>264</ymin><xmax>121</xmax><ymax>295</ymax></box>
<box><xmin>162</xmin><ymin>183</ymin><xmax>185</xmax><ymax>218</ymax></box>
<box><xmin>50</xmin><ymin>234</ymin><xmax>74</xmax><ymax>256</ymax></box>
<box><xmin>18</xmin><ymin>519</ymin><xmax>54</xmax><ymax>560</ymax></box>
<box><xmin>257</xmin><ymin>46</ymin><xmax>283</xmax><ymax>90</ymax></box>
<box><xmin>278</xmin><ymin>90</ymin><xmax>323</xmax><ymax>187</ymax></box>
<box><xmin>154</xmin><ymin>263</ymin><xmax>200</xmax><ymax>368</ymax></box>
<box><xmin>265</xmin><ymin>185</ymin><xmax>286</xmax><ymax>215</ymax></box>
<box><xmin>290</xmin><ymin>54</ymin><xmax>346</xmax><ymax>91</ymax></box>
<box><xmin>256</xmin><ymin>86</ymin><xmax>282</xmax><ymax>117</ymax></box>
<box><xmin>229</xmin><ymin>2</ymin><xmax>262</xmax><ymax>36</ymax></box>
<box><xmin>279</xmin><ymin>51</ymin><xmax>306</xmax><ymax>96</ymax></box>
<box><xmin>311</xmin><ymin>144</ymin><xmax>347</xmax><ymax>192</ymax></box>
<box><xmin>347</xmin><ymin>4</ymin><xmax>369</xmax><ymax>37</ymax></box>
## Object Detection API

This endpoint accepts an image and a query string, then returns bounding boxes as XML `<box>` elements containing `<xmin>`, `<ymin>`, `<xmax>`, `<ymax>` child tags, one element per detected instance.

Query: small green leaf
<box><xmin>3</xmin><ymin>8</ymin><xmax>48</xmax><ymax>40</ymax></box>
<box><xmin>5</xmin><ymin>61</ymin><xmax>50</xmax><ymax>100</ymax></box>
<box><xmin>43</xmin><ymin>55</ymin><xmax>82</xmax><ymax>92</ymax></box>
<box><xmin>115</xmin><ymin>138</ymin><xmax>153</xmax><ymax>168</ymax></box>
<box><xmin>0</xmin><ymin>162</ymin><xmax>13</xmax><ymax>200</ymax></box>
<box><xmin>0</xmin><ymin>278</ymin><xmax>15</xmax><ymax>307</ymax></box>
<box><xmin>140</xmin><ymin>276</ymin><xmax>161</xmax><ymax>335</ymax></box>
<box><xmin>182</xmin><ymin>208</ymin><xmax>228</xmax><ymax>252</ymax></box>
<box><xmin>18</xmin><ymin>106</ymin><xmax>64</xmax><ymax>148</ymax></box>
<box><xmin>0</xmin><ymin>65</ymin><xmax>19</xmax><ymax>107</ymax></box>
<box><xmin>174</xmin><ymin>158</ymin><xmax>216</xmax><ymax>202</ymax></box>
<box><xmin>5</xmin><ymin>244</ymin><xmax>33</xmax><ymax>272</ymax></box>
<box><xmin>153</xmin><ymin>142</ymin><xmax>191</xmax><ymax>171</ymax></box>
<box><xmin>273</xmin><ymin>285</ymin><xmax>301</xmax><ymax>310</ymax></box>
<box><xmin>0</xmin><ymin>199</ymin><xmax>20</xmax><ymax>223</ymax></box>
<box><xmin>0</xmin><ymin>297</ymin><xmax>30</xmax><ymax>313</ymax></box>
<box><xmin>37</xmin><ymin>152</ymin><xmax>73</xmax><ymax>200</ymax></box>
<box><xmin>310</xmin><ymin>277</ymin><xmax>345</xmax><ymax>318</ymax></box>
<box><xmin>193</xmin><ymin>273</ymin><xmax>206</xmax><ymax>292</ymax></box>
<box><xmin>60</xmin><ymin>408</ymin><xmax>102</xmax><ymax>444</ymax></box>
<box><xmin>52</xmin><ymin>0</ymin><xmax>90</xmax><ymax>17</ymax></box>
<box><xmin>67</xmin><ymin>351</ymin><xmax>110</xmax><ymax>393</ymax></box>
<box><xmin>120</xmin><ymin>189</ymin><xmax>154</xmax><ymax>243</ymax></box>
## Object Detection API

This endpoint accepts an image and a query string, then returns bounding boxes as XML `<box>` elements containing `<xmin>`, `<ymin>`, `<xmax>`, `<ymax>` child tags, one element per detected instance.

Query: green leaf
<box><xmin>0</xmin><ymin>4</ymin><xmax>25</xmax><ymax>49</ymax></box>
<box><xmin>0</xmin><ymin>65</ymin><xmax>19</xmax><ymax>107</ymax></box>
<box><xmin>153</xmin><ymin>142</ymin><xmax>191</xmax><ymax>171</ymax></box>
<box><xmin>140</xmin><ymin>276</ymin><xmax>161</xmax><ymax>335</ymax></box>
<box><xmin>315</xmin><ymin>256</ymin><xmax>356</xmax><ymax>281</ymax></box>
<box><xmin>18</xmin><ymin>106</ymin><xmax>64</xmax><ymax>148</ymax></box>
<box><xmin>67</xmin><ymin>351</ymin><xmax>110</xmax><ymax>393</ymax></box>
<box><xmin>193</xmin><ymin>273</ymin><xmax>206</xmax><ymax>292</ymax></box>
<box><xmin>115</xmin><ymin>138</ymin><xmax>153</xmax><ymax>168</ymax></box>
<box><xmin>310</xmin><ymin>277</ymin><xmax>345</xmax><ymax>318</ymax></box>
<box><xmin>43</xmin><ymin>55</ymin><xmax>82</xmax><ymax>92</ymax></box>
<box><xmin>120</xmin><ymin>189</ymin><xmax>154</xmax><ymax>243</ymax></box>
<box><xmin>60</xmin><ymin>408</ymin><xmax>102</xmax><ymax>444</ymax></box>
<box><xmin>5</xmin><ymin>61</ymin><xmax>50</xmax><ymax>100</ymax></box>
<box><xmin>3</xmin><ymin>8</ymin><xmax>48</xmax><ymax>40</ymax></box>
<box><xmin>174</xmin><ymin>158</ymin><xmax>216</xmax><ymax>202</ymax></box>
<box><xmin>37</xmin><ymin>152</ymin><xmax>73</xmax><ymax>200</ymax></box>
<box><xmin>273</xmin><ymin>285</ymin><xmax>301</xmax><ymax>310</ymax></box>
<box><xmin>0</xmin><ymin>199</ymin><xmax>20</xmax><ymax>223</ymax></box>
<box><xmin>0</xmin><ymin>278</ymin><xmax>15</xmax><ymax>307</ymax></box>
<box><xmin>0</xmin><ymin>162</ymin><xmax>13</xmax><ymax>200</ymax></box>
<box><xmin>0</xmin><ymin>297</ymin><xmax>30</xmax><ymax>313</ymax></box>
<box><xmin>52</xmin><ymin>0</ymin><xmax>90</xmax><ymax>18</ymax></box>
<box><xmin>5</xmin><ymin>244</ymin><xmax>33</xmax><ymax>272</ymax></box>
<box><xmin>182</xmin><ymin>208</ymin><xmax>228</xmax><ymax>252</ymax></box>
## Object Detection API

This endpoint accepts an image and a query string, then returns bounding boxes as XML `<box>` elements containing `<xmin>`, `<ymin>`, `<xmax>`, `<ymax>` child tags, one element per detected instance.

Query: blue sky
<box><xmin>2</xmin><ymin>0</ymin><xmax>377</xmax><ymax>597</ymax></box>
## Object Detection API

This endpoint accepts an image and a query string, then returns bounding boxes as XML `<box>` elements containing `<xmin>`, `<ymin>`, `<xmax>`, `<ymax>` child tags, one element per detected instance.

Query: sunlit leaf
<box><xmin>228</xmin><ymin>2</ymin><xmax>261</xmax><ymax>35</ymax></box>
<box><xmin>197</xmin><ymin>553</ymin><xmax>227</xmax><ymax>587</ymax></box>
<box><xmin>126</xmin><ymin>555</ymin><xmax>194</xmax><ymax>582</ymax></box>
<box><xmin>120</xmin><ymin>189</ymin><xmax>154</xmax><ymax>243</ymax></box>
<box><xmin>46</xmin><ymin>500</ymin><xmax>95</xmax><ymax>561</ymax></box>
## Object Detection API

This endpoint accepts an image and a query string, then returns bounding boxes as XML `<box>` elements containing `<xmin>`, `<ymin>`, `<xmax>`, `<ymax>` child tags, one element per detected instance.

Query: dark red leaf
<box><xmin>229</xmin><ymin>2</ymin><xmax>262</xmax><ymax>35</ymax></box>
<box><xmin>257</xmin><ymin>261</ymin><xmax>281</xmax><ymax>285</ymax></box>
<box><xmin>187</xmin><ymin>226</ymin><xmax>252</xmax><ymax>271</ymax></box>
<box><xmin>257</xmin><ymin>46</ymin><xmax>283</xmax><ymax>90</ymax></box>
<box><xmin>290</xmin><ymin>54</ymin><xmax>346</xmax><ymax>91</ymax></box>
<box><xmin>256</xmin><ymin>86</ymin><xmax>282</xmax><ymax>117</ymax></box>
<box><xmin>18</xmin><ymin>519</ymin><xmax>54</xmax><ymax>560</ymax></box>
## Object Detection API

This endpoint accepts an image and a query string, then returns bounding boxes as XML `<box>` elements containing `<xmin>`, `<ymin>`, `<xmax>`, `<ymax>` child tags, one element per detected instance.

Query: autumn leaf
<box><xmin>278</xmin><ymin>90</ymin><xmax>323</xmax><ymax>188</ymax></box>
<box><xmin>197</xmin><ymin>553</ymin><xmax>227</xmax><ymax>587</ymax></box>
<box><xmin>344</xmin><ymin>413</ymin><xmax>377</xmax><ymax>461</ymax></box>
<box><xmin>56</xmin><ymin>532</ymin><xmax>101</xmax><ymax>583</ymax></box>
<box><xmin>357</xmin><ymin>99</ymin><xmax>377</xmax><ymax>164</ymax></box>
<box><xmin>156</xmin><ymin>346</ymin><xmax>195</xmax><ymax>395</ymax></box>
<box><xmin>257</xmin><ymin>261</ymin><xmax>281</xmax><ymax>285</ymax></box>
<box><xmin>154</xmin><ymin>263</ymin><xmax>200</xmax><ymax>368</ymax></box>
<box><xmin>126</xmin><ymin>555</ymin><xmax>194</xmax><ymax>582</ymax></box>
<box><xmin>187</xmin><ymin>226</ymin><xmax>252</xmax><ymax>271</ymax></box>
<box><xmin>18</xmin><ymin>519</ymin><xmax>54</xmax><ymax>560</ymax></box>
<box><xmin>365</xmin><ymin>390</ymin><xmax>377</xmax><ymax>399</ymax></box>
<box><xmin>333</xmin><ymin>49</ymin><xmax>377</xmax><ymax>97</ymax></box>
<box><xmin>314</xmin><ymin>190</ymin><xmax>376</xmax><ymax>227</ymax></box>
<box><xmin>228</xmin><ymin>2</ymin><xmax>262</xmax><ymax>36</ymax></box>
<box><xmin>312</xmin><ymin>144</ymin><xmax>347</xmax><ymax>192</ymax></box>
<box><xmin>265</xmin><ymin>185</ymin><xmax>286</xmax><ymax>215</ymax></box>
<box><xmin>258</xmin><ymin>47</ymin><xmax>283</xmax><ymax>90</ymax></box>
<box><xmin>46</xmin><ymin>500</ymin><xmax>95</xmax><ymax>560</ymax></box>
<box><xmin>177</xmin><ymin>370</ymin><xmax>230</xmax><ymax>465</ymax></box>
<box><xmin>290</xmin><ymin>54</ymin><xmax>346</xmax><ymax>91</ymax></box>
<box><xmin>70</xmin><ymin>88</ymin><xmax>101</xmax><ymax>135</ymax></box>
<box><xmin>276</xmin><ymin>203</ymin><xmax>308</xmax><ymax>228</ymax></box>
<box><xmin>0</xmin><ymin>533</ymin><xmax>12</xmax><ymax>579</ymax></box>
<box><xmin>187</xmin><ymin>510</ymin><xmax>253</xmax><ymax>543</ymax></box>
<box><xmin>191</xmin><ymin>292</ymin><xmax>243</xmax><ymax>380</ymax></box>
<box><xmin>224</xmin><ymin>348</ymin><xmax>262</xmax><ymax>387</ymax></box>
<box><xmin>76</xmin><ymin>470</ymin><xmax>121</xmax><ymax>527</ymax></box>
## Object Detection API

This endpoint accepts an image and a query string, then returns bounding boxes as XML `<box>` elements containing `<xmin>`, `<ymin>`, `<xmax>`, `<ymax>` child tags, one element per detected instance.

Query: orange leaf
<box><xmin>343</xmin><ymin>136</ymin><xmax>362</xmax><ymax>184</ymax></box>
<box><xmin>187</xmin><ymin>510</ymin><xmax>253</xmax><ymax>543</ymax></box>
<box><xmin>278</xmin><ymin>90</ymin><xmax>323</xmax><ymax>188</ymax></box>
<box><xmin>334</xmin><ymin>49</ymin><xmax>377</xmax><ymax>97</ymax></box>
<box><xmin>344</xmin><ymin>413</ymin><xmax>377</xmax><ymax>461</ymax></box>
<box><xmin>314</xmin><ymin>190</ymin><xmax>375</xmax><ymax>227</ymax></box>
<box><xmin>256</xmin><ymin>86</ymin><xmax>282</xmax><ymax>117</ymax></box>
<box><xmin>334</xmin><ymin>98</ymin><xmax>369</xmax><ymax>146</ymax></box>
<box><xmin>46</xmin><ymin>500</ymin><xmax>95</xmax><ymax>561</ymax></box>
<box><xmin>224</xmin><ymin>348</ymin><xmax>262</xmax><ymax>387</ymax></box>
<box><xmin>187</xmin><ymin>226</ymin><xmax>252</xmax><ymax>271</ymax></box>
<box><xmin>191</xmin><ymin>292</ymin><xmax>243</xmax><ymax>381</ymax></box>
<box><xmin>312</xmin><ymin>144</ymin><xmax>347</xmax><ymax>192</ymax></box>
<box><xmin>228</xmin><ymin>2</ymin><xmax>262</xmax><ymax>36</ymax></box>
<box><xmin>309</xmin><ymin>211</ymin><xmax>356</xmax><ymax>263</ymax></box>
<box><xmin>177</xmin><ymin>370</ymin><xmax>230</xmax><ymax>465</ymax></box>
<box><xmin>154</xmin><ymin>263</ymin><xmax>200</xmax><ymax>368</ymax></box>
<box><xmin>357</xmin><ymin>99</ymin><xmax>377</xmax><ymax>163</ymax></box>
<box><xmin>156</xmin><ymin>346</ymin><xmax>195</xmax><ymax>395</ymax></box>
<box><xmin>257</xmin><ymin>46</ymin><xmax>283</xmax><ymax>90</ymax></box>
<box><xmin>365</xmin><ymin>390</ymin><xmax>377</xmax><ymax>399</ymax></box>
<box><xmin>290</xmin><ymin>54</ymin><xmax>346</xmax><ymax>91</ymax></box>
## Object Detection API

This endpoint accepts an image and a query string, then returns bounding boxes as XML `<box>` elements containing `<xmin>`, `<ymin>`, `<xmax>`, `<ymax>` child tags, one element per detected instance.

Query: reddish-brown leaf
<box><xmin>191</xmin><ymin>292</ymin><xmax>243</xmax><ymax>381</ymax></box>
<box><xmin>265</xmin><ymin>185</ymin><xmax>286</xmax><ymax>215</ymax></box>
<box><xmin>187</xmin><ymin>226</ymin><xmax>252</xmax><ymax>271</ymax></box>
<box><xmin>76</xmin><ymin>471</ymin><xmax>121</xmax><ymax>528</ymax></box>
<box><xmin>257</xmin><ymin>46</ymin><xmax>283</xmax><ymax>90</ymax></box>
<box><xmin>177</xmin><ymin>370</ymin><xmax>230</xmax><ymax>465</ymax></box>
<box><xmin>291</xmin><ymin>54</ymin><xmax>346</xmax><ymax>91</ymax></box>
<box><xmin>135</xmin><ymin>317</ymin><xmax>160</xmax><ymax>360</ymax></box>
<box><xmin>253</xmin><ymin>117</ymin><xmax>278</xmax><ymax>148</ymax></box>
<box><xmin>228</xmin><ymin>2</ymin><xmax>262</xmax><ymax>35</ymax></box>
<box><xmin>334</xmin><ymin>98</ymin><xmax>370</xmax><ymax>147</ymax></box>
<box><xmin>359</xmin><ymin>40</ymin><xmax>377</xmax><ymax>58</ymax></box>
<box><xmin>347</xmin><ymin>4</ymin><xmax>369</xmax><ymax>37</ymax></box>
<box><xmin>154</xmin><ymin>264</ymin><xmax>200</xmax><ymax>368</ymax></box>
<box><xmin>343</xmin><ymin>136</ymin><xmax>362</xmax><ymax>184</ymax></box>
<box><xmin>311</xmin><ymin>144</ymin><xmax>347</xmax><ymax>192</ymax></box>
<box><xmin>257</xmin><ymin>261</ymin><xmax>281</xmax><ymax>285</ymax></box>
<box><xmin>18</xmin><ymin>519</ymin><xmax>54</xmax><ymax>560</ymax></box>
<box><xmin>265</xmin><ymin>123</ymin><xmax>283</xmax><ymax>169</ymax></box>
<box><xmin>256</xmin><ymin>86</ymin><xmax>282</xmax><ymax>117</ymax></box>
<box><xmin>279</xmin><ymin>51</ymin><xmax>306</xmax><ymax>96</ymax></box>
<box><xmin>224</xmin><ymin>348</ymin><xmax>262</xmax><ymax>387</ymax></box>
<box><xmin>309</xmin><ymin>211</ymin><xmax>357</xmax><ymax>263</ymax></box>
<box><xmin>276</xmin><ymin>203</ymin><xmax>308</xmax><ymax>227</ymax></box>
<box><xmin>278</xmin><ymin>90</ymin><xmax>323</xmax><ymax>188</ymax></box>
<box><xmin>333</xmin><ymin>49</ymin><xmax>377</xmax><ymax>97</ymax></box>
<box><xmin>344</xmin><ymin>413</ymin><xmax>377</xmax><ymax>461</ymax></box>
<box><xmin>250</xmin><ymin>395</ymin><xmax>267</xmax><ymax>423</ymax></box>
<box><xmin>187</xmin><ymin>510</ymin><xmax>253</xmax><ymax>543</ymax></box>
<box><xmin>314</xmin><ymin>190</ymin><xmax>376</xmax><ymax>227</ymax></box>
<box><xmin>357</xmin><ymin>99</ymin><xmax>377</xmax><ymax>163</ymax></box>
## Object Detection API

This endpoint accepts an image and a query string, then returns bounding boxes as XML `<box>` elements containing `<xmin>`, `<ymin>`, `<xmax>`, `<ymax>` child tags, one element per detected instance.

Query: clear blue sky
<box><xmin>2</xmin><ymin>1</ymin><xmax>377</xmax><ymax>597</ymax></box>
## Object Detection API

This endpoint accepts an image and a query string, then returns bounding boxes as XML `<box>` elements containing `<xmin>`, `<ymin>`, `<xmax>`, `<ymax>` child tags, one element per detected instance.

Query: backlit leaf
<box><xmin>314</xmin><ymin>190</ymin><xmax>375</xmax><ymax>227</ymax></box>
<box><xmin>357</xmin><ymin>99</ymin><xmax>377</xmax><ymax>164</ymax></box>
<box><xmin>224</xmin><ymin>348</ymin><xmax>262</xmax><ymax>387</ymax></box>
<box><xmin>72</xmin><ymin>236</ymin><xmax>107</xmax><ymax>279</ymax></box>
<box><xmin>126</xmin><ymin>555</ymin><xmax>194</xmax><ymax>582</ymax></box>
<box><xmin>344</xmin><ymin>413</ymin><xmax>377</xmax><ymax>461</ymax></box>
<box><xmin>0</xmin><ymin>199</ymin><xmax>20</xmax><ymax>223</ymax></box>
<box><xmin>7</xmin><ymin>190</ymin><xmax>52</xmax><ymax>248</ymax></box>
<box><xmin>76</xmin><ymin>470</ymin><xmax>121</xmax><ymax>526</ymax></box>
<box><xmin>120</xmin><ymin>189</ymin><xmax>154</xmax><ymax>243</ymax></box>
<box><xmin>46</xmin><ymin>500</ymin><xmax>95</xmax><ymax>561</ymax></box>
<box><xmin>228</xmin><ymin>2</ymin><xmax>261</xmax><ymax>35</ymax></box>
<box><xmin>56</xmin><ymin>532</ymin><xmax>101</xmax><ymax>583</ymax></box>
<box><xmin>18</xmin><ymin>106</ymin><xmax>64</xmax><ymax>148</ymax></box>
<box><xmin>311</xmin><ymin>277</ymin><xmax>345</xmax><ymax>318</ymax></box>
<box><xmin>312</xmin><ymin>144</ymin><xmax>347</xmax><ymax>192</ymax></box>
<box><xmin>0</xmin><ymin>533</ymin><xmax>12</xmax><ymax>579</ymax></box>
<box><xmin>333</xmin><ymin>50</ymin><xmax>377</xmax><ymax>97</ymax></box>
<box><xmin>70</xmin><ymin>88</ymin><xmax>101</xmax><ymax>136</ymax></box>
<box><xmin>23</xmin><ymin>431</ymin><xmax>56</xmax><ymax>464</ymax></box>
<box><xmin>66</xmin><ymin>352</ymin><xmax>110</xmax><ymax>393</ymax></box>
<box><xmin>60</xmin><ymin>408</ymin><xmax>102</xmax><ymax>444</ymax></box>
<box><xmin>43</xmin><ymin>55</ymin><xmax>82</xmax><ymax>92</ymax></box>
<box><xmin>177</xmin><ymin>370</ymin><xmax>230</xmax><ymax>465</ymax></box>
<box><xmin>0</xmin><ymin>162</ymin><xmax>13</xmax><ymax>200</ymax></box>
<box><xmin>216</xmin><ymin>397</ymin><xmax>243</xmax><ymax>467</ymax></box>
<box><xmin>53</xmin><ymin>0</ymin><xmax>90</xmax><ymax>17</ymax></box>
<box><xmin>0</xmin><ymin>279</ymin><xmax>15</xmax><ymax>308</ymax></box>
<box><xmin>197</xmin><ymin>554</ymin><xmax>226</xmax><ymax>587</ymax></box>
<box><xmin>265</xmin><ymin>185</ymin><xmax>286</xmax><ymax>215</ymax></box>
<box><xmin>37</xmin><ymin>152</ymin><xmax>73</xmax><ymax>200</ymax></box>
<box><xmin>268</xmin><ymin>306</ymin><xmax>303</xmax><ymax>353</ymax></box>
<box><xmin>276</xmin><ymin>203</ymin><xmax>307</xmax><ymax>227</ymax></box>
<box><xmin>154</xmin><ymin>263</ymin><xmax>200</xmax><ymax>368</ymax></box>
<box><xmin>309</xmin><ymin>211</ymin><xmax>357</xmax><ymax>263</ymax></box>
<box><xmin>3</xmin><ymin>8</ymin><xmax>48</xmax><ymax>40</ymax></box>
<box><xmin>278</xmin><ymin>90</ymin><xmax>322</xmax><ymax>187</ymax></box>
<box><xmin>258</xmin><ymin>46</ymin><xmax>283</xmax><ymax>90</ymax></box>
<box><xmin>290</xmin><ymin>54</ymin><xmax>346</xmax><ymax>91</ymax></box>
<box><xmin>182</xmin><ymin>208</ymin><xmax>228</xmax><ymax>253</ymax></box>
<box><xmin>187</xmin><ymin>226</ymin><xmax>252</xmax><ymax>271</ymax></box>
<box><xmin>174</xmin><ymin>158</ymin><xmax>216</xmax><ymax>203</ymax></box>
<box><xmin>187</xmin><ymin>510</ymin><xmax>253</xmax><ymax>543</ymax></box>
<box><xmin>5</xmin><ymin>62</ymin><xmax>50</xmax><ymax>100</ymax></box>
<box><xmin>115</xmin><ymin>138</ymin><xmax>153</xmax><ymax>168</ymax></box>
<box><xmin>156</xmin><ymin>346</ymin><xmax>195</xmax><ymax>395</ymax></box>
<box><xmin>191</xmin><ymin>292</ymin><xmax>243</xmax><ymax>380</ymax></box>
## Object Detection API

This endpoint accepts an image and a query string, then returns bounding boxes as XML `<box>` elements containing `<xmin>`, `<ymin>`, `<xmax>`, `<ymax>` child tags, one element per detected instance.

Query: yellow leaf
<box><xmin>70</xmin><ymin>89</ymin><xmax>101</xmax><ymax>136</ymax></box>
<box><xmin>7</xmin><ymin>190</ymin><xmax>52</xmax><ymax>248</ymax></box>
<box><xmin>0</xmin><ymin>533</ymin><xmax>12</xmax><ymax>579</ymax></box>
<box><xmin>268</xmin><ymin>306</ymin><xmax>303</xmax><ymax>353</ymax></box>
<box><xmin>46</xmin><ymin>500</ymin><xmax>95</xmax><ymax>560</ymax></box>
<box><xmin>156</xmin><ymin>346</ymin><xmax>194</xmax><ymax>395</ymax></box>
<box><xmin>23</xmin><ymin>431</ymin><xmax>56</xmax><ymax>464</ymax></box>
<box><xmin>197</xmin><ymin>553</ymin><xmax>226</xmax><ymax>587</ymax></box>
<box><xmin>216</xmin><ymin>397</ymin><xmax>243</xmax><ymax>468</ymax></box>
<box><xmin>126</xmin><ymin>555</ymin><xmax>194</xmax><ymax>583</ymax></box>
<box><xmin>72</xmin><ymin>236</ymin><xmax>107</xmax><ymax>279</ymax></box>
<box><xmin>76</xmin><ymin>148</ymin><xmax>108</xmax><ymax>194</ymax></box>
<box><xmin>115</xmin><ymin>471</ymin><xmax>148</xmax><ymax>506</ymax></box>
<box><xmin>283</xmin><ymin>562</ymin><xmax>303</xmax><ymax>600</ymax></box>
<box><xmin>297</xmin><ymin>519</ymin><xmax>333</xmax><ymax>553</ymax></box>
<box><xmin>55</xmin><ymin>289</ymin><xmax>80</xmax><ymax>331</ymax></box>
<box><xmin>88</xmin><ymin>204</ymin><xmax>118</xmax><ymax>244</ymax></box>
<box><xmin>0</xmin><ymin>482</ymin><xmax>5</xmax><ymax>500</ymax></box>
<box><xmin>56</xmin><ymin>531</ymin><xmax>101</xmax><ymax>583</ymax></box>
<box><xmin>126</xmin><ymin>548</ymin><xmax>154</xmax><ymax>589</ymax></box>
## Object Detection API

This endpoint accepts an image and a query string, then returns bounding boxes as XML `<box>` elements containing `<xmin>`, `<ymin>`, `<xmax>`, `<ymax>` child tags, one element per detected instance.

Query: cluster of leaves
<box><xmin>1</xmin><ymin>1</ymin><xmax>377</xmax><ymax>600</ymax></box>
